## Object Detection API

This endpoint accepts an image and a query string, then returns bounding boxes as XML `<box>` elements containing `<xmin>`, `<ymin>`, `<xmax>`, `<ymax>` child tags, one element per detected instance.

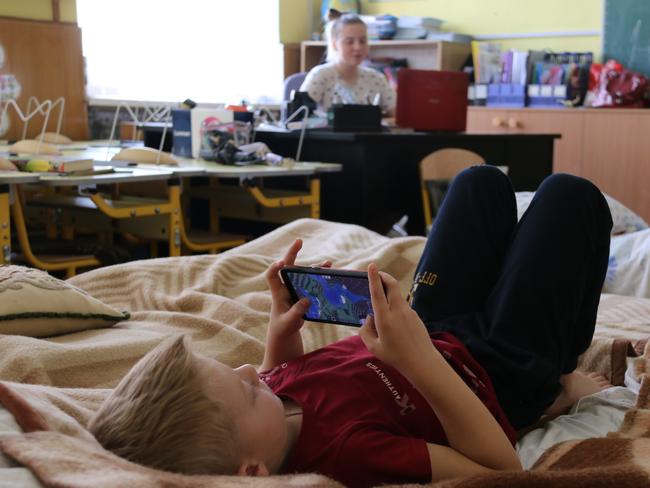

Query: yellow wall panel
<box><xmin>280</xmin><ymin>0</ymin><xmax>322</xmax><ymax>43</ymax></box>
<box><xmin>360</xmin><ymin>0</ymin><xmax>601</xmax><ymax>33</ymax></box>
<box><xmin>281</xmin><ymin>0</ymin><xmax>603</xmax><ymax>59</ymax></box>
<box><xmin>0</xmin><ymin>0</ymin><xmax>77</xmax><ymax>22</ymax></box>
<box><xmin>59</xmin><ymin>0</ymin><xmax>77</xmax><ymax>23</ymax></box>
<box><xmin>363</xmin><ymin>0</ymin><xmax>602</xmax><ymax>58</ymax></box>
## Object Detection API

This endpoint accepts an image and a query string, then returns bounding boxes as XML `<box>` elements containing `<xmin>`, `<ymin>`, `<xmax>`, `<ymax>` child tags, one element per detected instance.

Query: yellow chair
<box><xmin>11</xmin><ymin>185</ymin><xmax>101</xmax><ymax>278</ymax></box>
<box><xmin>111</xmin><ymin>149</ymin><xmax>247</xmax><ymax>255</ymax></box>
<box><xmin>419</xmin><ymin>148</ymin><xmax>485</xmax><ymax>230</ymax></box>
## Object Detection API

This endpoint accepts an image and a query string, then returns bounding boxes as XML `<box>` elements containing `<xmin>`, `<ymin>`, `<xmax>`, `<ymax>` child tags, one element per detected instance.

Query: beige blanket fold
<box><xmin>2</xmin><ymin>347</ymin><xmax>650</xmax><ymax>487</ymax></box>
<box><xmin>1</xmin><ymin>218</ymin><xmax>650</xmax><ymax>487</ymax></box>
<box><xmin>0</xmin><ymin>432</ymin><xmax>343</xmax><ymax>488</ymax></box>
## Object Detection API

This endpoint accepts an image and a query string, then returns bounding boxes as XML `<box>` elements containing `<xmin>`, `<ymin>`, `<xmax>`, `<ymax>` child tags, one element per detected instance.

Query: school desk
<box><xmin>55</xmin><ymin>142</ymin><xmax>340</xmax><ymax>223</ymax></box>
<box><xmin>0</xmin><ymin>146</ymin><xmax>342</xmax><ymax>273</ymax></box>
<box><xmin>0</xmin><ymin>167</ymin><xmax>178</xmax><ymax>276</ymax></box>
<box><xmin>73</xmin><ymin>142</ymin><xmax>340</xmax><ymax>230</ymax></box>
<box><xmin>254</xmin><ymin>129</ymin><xmax>560</xmax><ymax>235</ymax></box>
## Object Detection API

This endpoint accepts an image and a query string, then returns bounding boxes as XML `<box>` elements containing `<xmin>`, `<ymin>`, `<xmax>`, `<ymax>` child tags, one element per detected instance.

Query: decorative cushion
<box><xmin>0</xmin><ymin>266</ymin><xmax>129</xmax><ymax>338</ymax></box>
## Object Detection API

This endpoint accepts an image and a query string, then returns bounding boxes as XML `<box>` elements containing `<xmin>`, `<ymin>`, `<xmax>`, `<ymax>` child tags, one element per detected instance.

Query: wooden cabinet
<box><xmin>582</xmin><ymin>111</ymin><xmax>650</xmax><ymax>223</ymax></box>
<box><xmin>467</xmin><ymin>106</ymin><xmax>650</xmax><ymax>223</ymax></box>
<box><xmin>300</xmin><ymin>40</ymin><xmax>471</xmax><ymax>73</ymax></box>
<box><xmin>467</xmin><ymin>107</ymin><xmax>584</xmax><ymax>176</ymax></box>
<box><xmin>0</xmin><ymin>17</ymin><xmax>88</xmax><ymax>140</ymax></box>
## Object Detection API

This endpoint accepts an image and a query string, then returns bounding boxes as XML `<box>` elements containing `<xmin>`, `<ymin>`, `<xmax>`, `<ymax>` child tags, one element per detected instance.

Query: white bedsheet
<box><xmin>605</xmin><ymin>228</ymin><xmax>650</xmax><ymax>298</ymax></box>
<box><xmin>516</xmin><ymin>386</ymin><xmax>636</xmax><ymax>469</ymax></box>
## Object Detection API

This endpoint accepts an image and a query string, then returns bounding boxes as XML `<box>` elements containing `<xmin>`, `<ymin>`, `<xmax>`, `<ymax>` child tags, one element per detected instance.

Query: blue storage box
<box><xmin>486</xmin><ymin>84</ymin><xmax>526</xmax><ymax>108</ymax></box>
<box><xmin>527</xmin><ymin>84</ymin><xmax>569</xmax><ymax>108</ymax></box>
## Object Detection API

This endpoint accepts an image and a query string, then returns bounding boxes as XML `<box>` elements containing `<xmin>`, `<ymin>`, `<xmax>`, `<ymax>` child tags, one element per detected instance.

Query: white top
<box><xmin>300</xmin><ymin>63</ymin><xmax>396</xmax><ymax>113</ymax></box>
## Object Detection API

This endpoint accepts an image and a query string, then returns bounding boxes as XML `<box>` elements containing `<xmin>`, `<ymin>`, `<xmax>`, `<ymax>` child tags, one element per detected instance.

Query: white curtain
<box><xmin>77</xmin><ymin>0</ymin><xmax>283</xmax><ymax>104</ymax></box>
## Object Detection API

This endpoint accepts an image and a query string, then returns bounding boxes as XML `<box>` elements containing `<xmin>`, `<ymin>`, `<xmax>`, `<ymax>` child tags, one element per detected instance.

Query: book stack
<box><xmin>394</xmin><ymin>16</ymin><xmax>444</xmax><ymax>40</ymax></box>
<box><xmin>359</xmin><ymin>15</ymin><xmax>396</xmax><ymax>40</ymax></box>
<box><xmin>471</xmin><ymin>42</ymin><xmax>502</xmax><ymax>85</ymax></box>
<box><xmin>527</xmin><ymin>51</ymin><xmax>592</xmax><ymax>107</ymax></box>
<box><xmin>12</xmin><ymin>156</ymin><xmax>94</xmax><ymax>174</ymax></box>
<box><xmin>500</xmin><ymin>49</ymin><xmax>529</xmax><ymax>85</ymax></box>
<box><xmin>471</xmin><ymin>43</ymin><xmax>529</xmax><ymax>108</ymax></box>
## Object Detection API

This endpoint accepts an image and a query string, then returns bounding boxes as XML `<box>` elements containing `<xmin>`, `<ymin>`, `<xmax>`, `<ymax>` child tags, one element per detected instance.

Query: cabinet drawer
<box><xmin>466</xmin><ymin>108</ymin><xmax>510</xmax><ymax>134</ymax></box>
<box><xmin>467</xmin><ymin>107</ymin><xmax>584</xmax><ymax>176</ymax></box>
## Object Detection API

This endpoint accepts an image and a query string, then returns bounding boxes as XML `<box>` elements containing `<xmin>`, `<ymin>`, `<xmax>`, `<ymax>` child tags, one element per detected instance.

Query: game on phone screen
<box><xmin>283</xmin><ymin>271</ymin><xmax>372</xmax><ymax>326</ymax></box>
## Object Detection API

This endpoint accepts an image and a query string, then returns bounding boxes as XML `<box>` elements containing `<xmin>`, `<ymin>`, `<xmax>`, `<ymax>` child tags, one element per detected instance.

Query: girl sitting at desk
<box><xmin>300</xmin><ymin>13</ymin><xmax>396</xmax><ymax>116</ymax></box>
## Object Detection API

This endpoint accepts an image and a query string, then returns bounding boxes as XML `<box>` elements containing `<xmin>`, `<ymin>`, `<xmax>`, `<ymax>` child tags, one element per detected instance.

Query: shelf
<box><xmin>299</xmin><ymin>40</ymin><xmax>470</xmax><ymax>73</ymax></box>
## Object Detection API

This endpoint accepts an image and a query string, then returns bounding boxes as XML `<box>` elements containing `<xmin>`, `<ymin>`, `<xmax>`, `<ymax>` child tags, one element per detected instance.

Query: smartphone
<box><xmin>280</xmin><ymin>266</ymin><xmax>373</xmax><ymax>327</ymax></box>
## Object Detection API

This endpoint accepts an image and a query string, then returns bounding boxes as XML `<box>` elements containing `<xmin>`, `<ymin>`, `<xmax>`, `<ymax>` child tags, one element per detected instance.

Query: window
<box><xmin>77</xmin><ymin>0</ymin><xmax>283</xmax><ymax>104</ymax></box>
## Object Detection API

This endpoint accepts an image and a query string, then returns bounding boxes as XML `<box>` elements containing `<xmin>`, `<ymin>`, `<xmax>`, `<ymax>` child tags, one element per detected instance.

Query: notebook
<box><xmin>396</xmin><ymin>69</ymin><xmax>469</xmax><ymax>132</ymax></box>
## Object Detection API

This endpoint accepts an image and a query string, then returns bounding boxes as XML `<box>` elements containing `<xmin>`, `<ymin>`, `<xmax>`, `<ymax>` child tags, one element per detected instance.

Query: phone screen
<box><xmin>282</xmin><ymin>268</ymin><xmax>372</xmax><ymax>326</ymax></box>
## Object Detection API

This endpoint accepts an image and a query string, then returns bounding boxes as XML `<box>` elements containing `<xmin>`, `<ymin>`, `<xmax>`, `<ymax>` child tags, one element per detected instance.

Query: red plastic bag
<box><xmin>590</xmin><ymin>59</ymin><xmax>649</xmax><ymax>108</ymax></box>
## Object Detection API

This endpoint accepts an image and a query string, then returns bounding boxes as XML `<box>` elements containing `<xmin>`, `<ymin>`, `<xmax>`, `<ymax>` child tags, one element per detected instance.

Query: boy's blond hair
<box><xmin>88</xmin><ymin>335</ymin><xmax>240</xmax><ymax>474</ymax></box>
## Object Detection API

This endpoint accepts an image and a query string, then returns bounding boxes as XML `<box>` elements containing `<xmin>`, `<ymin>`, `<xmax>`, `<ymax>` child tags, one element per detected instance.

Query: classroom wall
<box><xmin>279</xmin><ymin>0</ymin><xmax>321</xmax><ymax>43</ymax></box>
<box><xmin>0</xmin><ymin>0</ymin><xmax>77</xmax><ymax>22</ymax></box>
<box><xmin>280</xmin><ymin>0</ymin><xmax>603</xmax><ymax>60</ymax></box>
<box><xmin>4</xmin><ymin>1</ymin><xmax>602</xmax><ymax>59</ymax></box>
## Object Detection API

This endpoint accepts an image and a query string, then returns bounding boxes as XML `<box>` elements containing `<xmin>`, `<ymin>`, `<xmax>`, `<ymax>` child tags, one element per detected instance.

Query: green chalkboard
<box><xmin>603</xmin><ymin>0</ymin><xmax>650</xmax><ymax>77</ymax></box>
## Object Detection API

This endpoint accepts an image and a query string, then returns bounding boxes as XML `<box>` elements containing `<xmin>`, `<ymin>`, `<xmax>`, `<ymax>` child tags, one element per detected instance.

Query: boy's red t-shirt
<box><xmin>259</xmin><ymin>332</ymin><xmax>516</xmax><ymax>488</ymax></box>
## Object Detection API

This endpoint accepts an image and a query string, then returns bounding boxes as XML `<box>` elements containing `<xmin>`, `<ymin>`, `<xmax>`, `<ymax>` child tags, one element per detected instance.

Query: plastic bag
<box><xmin>199</xmin><ymin>120</ymin><xmax>261</xmax><ymax>165</ymax></box>
<box><xmin>589</xmin><ymin>59</ymin><xmax>649</xmax><ymax>108</ymax></box>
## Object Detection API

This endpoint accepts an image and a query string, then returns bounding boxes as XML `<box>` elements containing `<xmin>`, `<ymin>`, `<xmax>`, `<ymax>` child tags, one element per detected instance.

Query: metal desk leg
<box><xmin>12</xmin><ymin>186</ymin><xmax>101</xmax><ymax>277</ymax></box>
<box><xmin>86</xmin><ymin>178</ymin><xmax>182</xmax><ymax>257</ymax></box>
<box><xmin>244</xmin><ymin>177</ymin><xmax>321</xmax><ymax>219</ymax></box>
<box><xmin>167</xmin><ymin>180</ymin><xmax>182</xmax><ymax>257</ymax></box>
<box><xmin>309</xmin><ymin>178</ymin><xmax>320</xmax><ymax>219</ymax></box>
<box><xmin>177</xmin><ymin>179</ymin><xmax>246</xmax><ymax>254</ymax></box>
<box><xmin>0</xmin><ymin>185</ymin><xmax>10</xmax><ymax>264</ymax></box>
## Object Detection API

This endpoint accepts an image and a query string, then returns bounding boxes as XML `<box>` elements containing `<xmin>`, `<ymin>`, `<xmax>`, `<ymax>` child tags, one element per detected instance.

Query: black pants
<box><xmin>409</xmin><ymin>166</ymin><xmax>612</xmax><ymax>430</ymax></box>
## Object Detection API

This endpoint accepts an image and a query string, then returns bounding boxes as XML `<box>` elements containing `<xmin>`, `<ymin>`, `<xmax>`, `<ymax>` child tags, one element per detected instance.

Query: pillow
<box><xmin>604</xmin><ymin>228</ymin><xmax>650</xmax><ymax>297</ymax></box>
<box><xmin>604</xmin><ymin>194</ymin><xmax>649</xmax><ymax>234</ymax></box>
<box><xmin>515</xmin><ymin>191</ymin><xmax>648</xmax><ymax>235</ymax></box>
<box><xmin>0</xmin><ymin>265</ymin><xmax>129</xmax><ymax>337</ymax></box>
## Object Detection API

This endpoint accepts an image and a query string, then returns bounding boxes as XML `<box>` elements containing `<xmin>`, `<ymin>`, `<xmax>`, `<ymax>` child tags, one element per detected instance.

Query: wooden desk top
<box><xmin>36</xmin><ymin>167</ymin><xmax>174</xmax><ymax>186</ymax></box>
<box><xmin>0</xmin><ymin>140</ymin><xmax>342</xmax><ymax>181</ymax></box>
<box><xmin>73</xmin><ymin>142</ymin><xmax>341</xmax><ymax>178</ymax></box>
<box><xmin>0</xmin><ymin>172</ymin><xmax>41</xmax><ymax>184</ymax></box>
<box><xmin>256</xmin><ymin>128</ymin><xmax>562</xmax><ymax>142</ymax></box>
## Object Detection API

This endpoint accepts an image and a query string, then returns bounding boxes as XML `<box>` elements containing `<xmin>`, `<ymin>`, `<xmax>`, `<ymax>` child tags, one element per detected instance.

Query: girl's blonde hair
<box><xmin>88</xmin><ymin>335</ymin><xmax>240</xmax><ymax>474</ymax></box>
<box><xmin>326</xmin><ymin>13</ymin><xmax>367</xmax><ymax>62</ymax></box>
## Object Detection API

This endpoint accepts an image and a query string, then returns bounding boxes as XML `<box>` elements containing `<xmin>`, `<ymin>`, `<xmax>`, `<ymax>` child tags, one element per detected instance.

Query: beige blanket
<box><xmin>1</xmin><ymin>218</ymin><xmax>650</xmax><ymax>487</ymax></box>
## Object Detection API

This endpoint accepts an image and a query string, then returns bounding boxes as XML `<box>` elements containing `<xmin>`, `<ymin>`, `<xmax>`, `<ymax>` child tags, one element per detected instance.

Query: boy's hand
<box><xmin>359</xmin><ymin>263</ymin><xmax>435</xmax><ymax>381</ymax></box>
<box><xmin>266</xmin><ymin>239</ymin><xmax>308</xmax><ymax>339</ymax></box>
<box><xmin>261</xmin><ymin>239</ymin><xmax>331</xmax><ymax>371</ymax></box>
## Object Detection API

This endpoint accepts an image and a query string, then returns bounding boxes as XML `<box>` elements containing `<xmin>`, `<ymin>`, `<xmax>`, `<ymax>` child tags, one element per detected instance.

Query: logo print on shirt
<box><xmin>396</xmin><ymin>393</ymin><xmax>416</xmax><ymax>415</ymax></box>
<box><xmin>366</xmin><ymin>362</ymin><xmax>416</xmax><ymax>416</ymax></box>
<box><xmin>407</xmin><ymin>271</ymin><xmax>438</xmax><ymax>305</ymax></box>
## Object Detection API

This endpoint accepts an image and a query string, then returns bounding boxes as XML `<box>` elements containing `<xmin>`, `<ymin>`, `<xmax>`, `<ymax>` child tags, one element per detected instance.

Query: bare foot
<box><xmin>544</xmin><ymin>370</ymin><xmax>613</xmax><ymax>417</ymax></box>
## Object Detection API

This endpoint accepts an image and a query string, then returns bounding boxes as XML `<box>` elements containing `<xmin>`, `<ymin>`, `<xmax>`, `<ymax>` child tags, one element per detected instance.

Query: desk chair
<box><xmin>111</xmin><ymin>149</ymin><xmax>247</xmax><ymax>255</ymax></box>
<box><xmin>281</xmin><ymin>72</ymin><xmax>307</xmax><ymax>122</ymax></box>
<box><xmin>11</xmin><ymin>185</ymin><xmax>101</xmax><ymax>278</ymax></box>
<box><xmin>420</xmin><ymin>148</ymin><xmax>485</xmax><ymax>230</ymax></box>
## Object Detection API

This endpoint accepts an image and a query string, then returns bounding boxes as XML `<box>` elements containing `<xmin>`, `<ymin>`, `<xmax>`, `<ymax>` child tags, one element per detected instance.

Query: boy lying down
<box><xmin>89</xmin><ymin>167</ymin><xmax>613</xmax><ymax>487</ymax></box>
